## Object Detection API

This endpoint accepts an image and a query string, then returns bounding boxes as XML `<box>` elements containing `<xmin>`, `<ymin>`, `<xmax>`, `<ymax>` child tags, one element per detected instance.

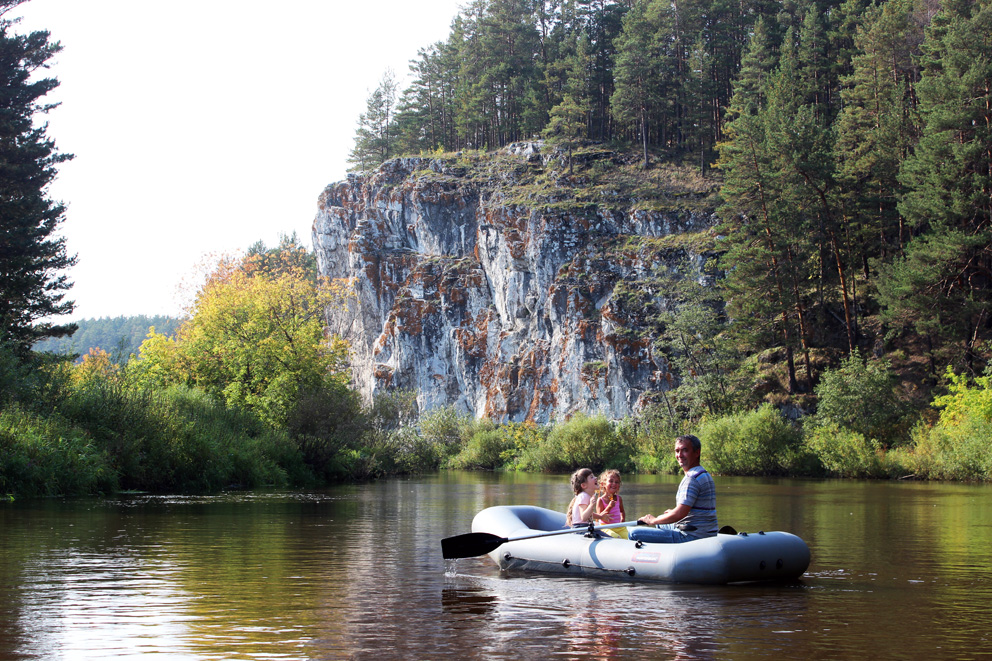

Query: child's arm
<box><xmin>619</xmin><ymin>495</ymin><xmax>625</xmax><ymax>520</ymax></box>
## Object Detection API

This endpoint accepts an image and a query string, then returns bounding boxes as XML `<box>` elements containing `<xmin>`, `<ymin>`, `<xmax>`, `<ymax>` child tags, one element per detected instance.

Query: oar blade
<box><xmin>441</xmin><ymin>532</ymin><xmax>507</xmax><ymax>559</ymax></box>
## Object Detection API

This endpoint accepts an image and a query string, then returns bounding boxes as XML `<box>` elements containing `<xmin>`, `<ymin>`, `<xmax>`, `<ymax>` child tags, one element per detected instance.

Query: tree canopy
<box><xmin>346</xmin><ymin>0</ymin><xmax>992</xmax><ymax>387</ymax></box>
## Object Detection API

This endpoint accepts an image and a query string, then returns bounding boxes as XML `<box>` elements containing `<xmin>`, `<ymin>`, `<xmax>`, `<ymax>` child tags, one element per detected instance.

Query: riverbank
<box><xmin>3</xmin><ymin>342</ymin><xmax>990</xmax><ymax>499</ymax></box>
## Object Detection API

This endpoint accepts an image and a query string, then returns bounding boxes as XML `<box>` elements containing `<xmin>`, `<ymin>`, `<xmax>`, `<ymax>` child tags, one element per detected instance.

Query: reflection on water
<box><xmin>0</xmin><ymin>475</ymin><xmax>990</xmax><ymax>659</ymax></box>
<box><xmin>441</xmin><ymin>586</ymin><xmax>500</xmax><ymax>617</ymax></box>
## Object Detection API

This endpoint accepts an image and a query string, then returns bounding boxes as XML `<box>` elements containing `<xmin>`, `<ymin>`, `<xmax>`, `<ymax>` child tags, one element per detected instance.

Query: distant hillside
<box><xmin>34</xmin><ymin>315</ymin><xmax>184</xmax><ymax>360</ymax></box>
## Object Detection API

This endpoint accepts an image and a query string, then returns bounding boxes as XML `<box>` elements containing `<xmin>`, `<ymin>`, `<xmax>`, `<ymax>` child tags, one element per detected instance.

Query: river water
<box><xmin>1</xmin><ymin>472</ymin><xmax>989</xmax><ymax>660</ymax></box>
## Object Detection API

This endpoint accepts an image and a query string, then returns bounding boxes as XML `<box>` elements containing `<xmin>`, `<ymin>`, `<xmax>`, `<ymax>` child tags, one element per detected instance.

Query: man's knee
<box><xmin>629</xmin><ymin>527</ymin><xmax>682</xmax><ymax>544</ymax></box>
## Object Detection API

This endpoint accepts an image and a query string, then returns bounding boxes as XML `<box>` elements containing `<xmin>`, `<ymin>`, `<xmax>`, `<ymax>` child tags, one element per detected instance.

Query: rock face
<box><xmin>313</xmin><ymin>142</ymin><xmax>718</xmax><ymax>423</ymax></box>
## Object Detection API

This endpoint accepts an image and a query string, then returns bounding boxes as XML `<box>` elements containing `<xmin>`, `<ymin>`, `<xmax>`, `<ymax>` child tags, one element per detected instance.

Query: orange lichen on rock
<box><xmin>373</xmin><ymin>363</ymin><xmax>395</xmax><ymax>386</ymax></box>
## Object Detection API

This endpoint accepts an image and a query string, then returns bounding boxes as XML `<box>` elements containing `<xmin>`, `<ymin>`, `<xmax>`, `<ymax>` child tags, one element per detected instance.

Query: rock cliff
<box><xmin>313</xmin><ymin>142</ymin><xmax>720</xmax><ymax>423</ymax></box>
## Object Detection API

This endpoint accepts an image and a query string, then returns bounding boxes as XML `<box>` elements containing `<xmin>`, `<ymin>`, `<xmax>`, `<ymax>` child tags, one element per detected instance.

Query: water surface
<box><xmin>1</xmin><ymin>473</ymin><xmax>989</xmax><ymax>659</ymax></box>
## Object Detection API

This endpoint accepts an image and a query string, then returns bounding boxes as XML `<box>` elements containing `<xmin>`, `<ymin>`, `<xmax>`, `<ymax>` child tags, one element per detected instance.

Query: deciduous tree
<box><xmin>136</xmin><ymin>250</ymin><xmax>352</xmax><ymax>426</ymax></box>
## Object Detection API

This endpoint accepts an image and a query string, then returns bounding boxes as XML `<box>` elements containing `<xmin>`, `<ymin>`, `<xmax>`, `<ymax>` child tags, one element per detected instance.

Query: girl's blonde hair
<box><xmin>599</xmin><ymin>468</ymin><xmax>621</xmax><ymax>489</ymax></box>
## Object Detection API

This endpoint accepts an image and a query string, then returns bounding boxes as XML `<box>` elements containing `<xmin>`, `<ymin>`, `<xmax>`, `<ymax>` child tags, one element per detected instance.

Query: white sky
<box><xmin>12</xmin><ymin>0</ymin><xmax>463</xmax><ymax>320</ymax></box>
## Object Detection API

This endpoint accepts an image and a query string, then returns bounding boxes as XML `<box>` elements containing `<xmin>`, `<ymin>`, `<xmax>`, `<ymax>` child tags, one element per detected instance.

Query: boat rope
<box><xmin>503</xmin><ymin>552</ymin><xmax>636</xmax><ymax>577</ymax></box>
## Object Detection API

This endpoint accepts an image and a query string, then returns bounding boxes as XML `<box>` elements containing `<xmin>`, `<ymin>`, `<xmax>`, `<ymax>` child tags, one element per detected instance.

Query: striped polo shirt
<box><xmin>675</xmin><ymin>465</ymin><xmax>718</xmax><ymax>538</ymax></box>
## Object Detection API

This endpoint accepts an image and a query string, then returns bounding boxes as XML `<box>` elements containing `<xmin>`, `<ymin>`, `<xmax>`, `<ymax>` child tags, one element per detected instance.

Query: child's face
<box><xmin>604</xmin><ymin>474</ymin><xmax>621</xmax><ymax>494</ymax></box>
<box><xmin>583</xmin><ymin>475</ymin><xmax>598</xmax><ymax>493</ymax></box>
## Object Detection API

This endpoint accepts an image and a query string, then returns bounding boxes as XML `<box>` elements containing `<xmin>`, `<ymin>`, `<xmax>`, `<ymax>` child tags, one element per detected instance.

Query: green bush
<box><xmin>516</xmin><ymin>413</ymin><xmax>633</xmax><ymax>472</ymax></box>
<box><xmin>812</xmin><ymin>352</ymin><xmax>908</xmax><ymax>447</ymax></box>
<box><xmin>804</xmin><ymin>422</ymin><xmax>886</xmax><ymax>478</ymax></box>
<box><xmin>908</xmin><ymin>396</ymin><xmax>992</xmax><ymax>481</ymax></box>
<box><xmin>152</xmin><ymin>386</ymin><xmax>304</xmax><ymax>489</ymax></box>
<box><xmin>0</xmin><ymin>346</ymin><xmax>74</xmax><ymax>414</ymax></box>
<box><xmin>368</xmin><ymin>389</ymin><xmax>419</xmax><ymax>431</ymax></box>
<box><xmin>59</xmin><ymin>372</ymin><xmax>162</xmax><ymax>487</ymax></box>
<box><xmin>56</xmin><ymin>376</ymin><xmax>307</xmax><ymax>493</ymax></box>
<box><xmin>622</xmin><ymin>405</ymin><xmax>683</xmax><ymax>474</ymax></box>
<box><xmin>284</xmin><ymin>383</ymin><xmax>367</xmax><ymax>480</ymax></box>
<box><xmin>932</xmin><ymin>367</ymin><xmax>992</xmax><ymax>425</ymax></box>
<box><xmin>419</xmin><ymin>405</ymin><xmax>472</xmax><ymax>463</ymax></box>
<box><xmin>449</xmin><ymin>420</ymin><xmax>515</xmax><ymax>469</ymax></box>
<box><xmin>395</xmin><ymin>425</ymin><xmax>447</xmax><ymax>473</ymax></box>
<box><xmin>698</xmin><ymin>404</ymin><xmax>806</xmax><ymax>475</ymax></box>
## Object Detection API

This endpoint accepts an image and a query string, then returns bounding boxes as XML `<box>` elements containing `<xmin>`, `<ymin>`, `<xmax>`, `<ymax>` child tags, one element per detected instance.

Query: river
<box><xmin>1</xmin><ymin>472</ymin><xmax>989</xmax><ymax>659</ymax></box>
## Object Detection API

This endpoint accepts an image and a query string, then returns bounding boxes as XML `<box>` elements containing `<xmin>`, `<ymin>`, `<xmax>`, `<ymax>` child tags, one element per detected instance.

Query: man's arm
<box><xmin>638</xmin><ymin>503</ymin><xmax>691</xmax><ymax>526</ymax></box>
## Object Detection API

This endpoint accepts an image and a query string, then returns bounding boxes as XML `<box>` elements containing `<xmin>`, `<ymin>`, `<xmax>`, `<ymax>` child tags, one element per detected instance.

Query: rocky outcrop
<box><xmin>313</xmin><ymin>142</ymin><xmax>719</xmax><ymax>423</ymax></box>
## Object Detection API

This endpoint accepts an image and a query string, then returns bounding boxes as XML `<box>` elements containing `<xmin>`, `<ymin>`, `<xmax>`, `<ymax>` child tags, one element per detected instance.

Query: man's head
<box><xmin>674</xmin><ymin>434</ymin><xmax>702</xmax><ymax>472</ymax></box>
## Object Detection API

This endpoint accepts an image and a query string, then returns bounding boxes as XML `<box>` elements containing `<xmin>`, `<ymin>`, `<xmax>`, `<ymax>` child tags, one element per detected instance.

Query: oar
<box><xmin>442</xmin><ymin>520</ymin><xmax>641</xmax><ymax>559</ymax></box>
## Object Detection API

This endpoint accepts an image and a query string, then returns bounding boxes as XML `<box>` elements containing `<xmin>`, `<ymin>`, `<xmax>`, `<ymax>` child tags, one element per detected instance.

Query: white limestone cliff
<box><xmin>313</xmin><ymin>142</ymin><xmax>717</xmax><ymax>422</ymax></box>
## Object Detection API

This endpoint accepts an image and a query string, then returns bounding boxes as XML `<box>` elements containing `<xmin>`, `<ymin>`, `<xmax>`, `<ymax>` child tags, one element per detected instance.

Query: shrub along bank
<box><xmin>3</xmin><ymin>343</ymin><xmax>991</xmax><ymax>499</ymax></box>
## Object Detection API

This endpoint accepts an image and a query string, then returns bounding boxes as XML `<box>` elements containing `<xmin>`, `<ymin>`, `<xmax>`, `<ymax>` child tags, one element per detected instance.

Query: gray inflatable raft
<box><xmin>471</xmin><ymin>505</ymin><xmax>810</xmax><ymax>585</ymax></box>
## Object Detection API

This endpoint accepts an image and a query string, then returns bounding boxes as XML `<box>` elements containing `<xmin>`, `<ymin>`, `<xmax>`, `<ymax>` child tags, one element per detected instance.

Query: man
<box><xmin>629</xmin><ymin>434</ymin><xmax>718</xmax><ymax>543</ymax></box>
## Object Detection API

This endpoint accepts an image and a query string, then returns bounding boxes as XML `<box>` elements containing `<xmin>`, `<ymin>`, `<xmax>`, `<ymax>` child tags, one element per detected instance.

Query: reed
<box><xmin>0</xmin><ymin>405</ymin><xmax>116</xmax><ymax>497</ymax></box>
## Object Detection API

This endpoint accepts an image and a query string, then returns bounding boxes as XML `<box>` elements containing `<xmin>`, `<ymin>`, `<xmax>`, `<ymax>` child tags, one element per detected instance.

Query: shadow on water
<box><xmin>441</xmin><ymin>586</ymin><xmax>500</xmax><ymax>617</ymax></box>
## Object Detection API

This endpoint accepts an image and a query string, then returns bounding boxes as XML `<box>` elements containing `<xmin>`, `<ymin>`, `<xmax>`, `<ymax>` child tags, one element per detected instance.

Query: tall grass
<box><xmin>57</xmin><ymin>380</ymin><xmax>306</xmax><ymax>492</ymax></box>
<box><xmin>0</xmin><ymin>405</ymin><xmax>116</xmax><ymax>497</ymax></box>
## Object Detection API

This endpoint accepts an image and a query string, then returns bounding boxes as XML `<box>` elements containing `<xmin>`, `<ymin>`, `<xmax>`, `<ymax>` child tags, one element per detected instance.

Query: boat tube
<box><xmin>470</xmin><ymin>505</ymin><xmax>810</xmax><ymax>585</ymax></box>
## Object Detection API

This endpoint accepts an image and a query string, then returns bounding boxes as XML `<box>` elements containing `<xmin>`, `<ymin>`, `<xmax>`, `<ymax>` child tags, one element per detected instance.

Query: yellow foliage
<box><xmin>75</xmin><ymin>347</ymin><xmax>117</xmax><ymax>383</ymax></box>
<box><xmin>933</xmin><ymin>367</ymin><xmax>992</xmax><ymax>426</ymax></box>
<box><xmin>133</xmin><ymin>254</ymin><xmax>354</xmax><ymax>425</ymax></box>
<box><xmin>131</xmin><ymin>327</ymin><xmax>184</xmax><ymax>389</ymax></box>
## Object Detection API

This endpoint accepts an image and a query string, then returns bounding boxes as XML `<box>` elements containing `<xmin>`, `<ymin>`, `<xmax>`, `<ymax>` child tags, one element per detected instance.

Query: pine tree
<box><xmin>718</xmin><ymin>20</ymin><xmax>853</xmax><ymax>389</ymax></box>
<box><xmin>455</xmin><ymin>0</ymin><xmax>543</xmax><ymax>148</ymax></box>
<box><xmin>0</xmin><ymin>18</ymin><xmax>76</xmax><ymax>352</ymax></box>
<box><xmin>880</xmin><ymin>0</ymin><xmax>992</xmax><ymax>372</ymax></box>
<box><xmin>726</xmin><ymin>16</ymin><xmax>777</xmax><ymax>119</ymax></box>
<box><xmin>543</xmin><ymin>93</ymin><xmax>586</xmax><ymax>173</ymax></box>
<box><xmin>718</xmin><ymin>100</ymin><xmax>803</xmax><ymax>391</ymax></box>
<box><xmin>347</xmin><ymin>71</ymin><xmax>398</xmax><ymax>172</ymax></box>
<box><xmin>685</xmin><ymin>35</ymin><xmax>715</xmax><ymax>173</ymax></box>
<box><xmin>611</xmin><ymin>0</ymin><xmax>674</xmax><ymax>167</ymax></box>
<box><xmin>394</xmin><ymin>44</ymin><xmax>448</xmax><ymax>154</ymax></box>
<box><xmin>577</xmin><ymin>0</ymin><xmax>630</xmax><ymax>141</ymax></box>
<box><xmin>835</xmin><ymin>0</ymin><xmax>923</xmax><ymax>270</ymax></box>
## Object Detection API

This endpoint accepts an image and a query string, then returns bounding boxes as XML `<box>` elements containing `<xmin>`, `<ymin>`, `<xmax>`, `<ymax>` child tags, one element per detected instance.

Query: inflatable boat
<box><xmin>460</xmin><ymin>505</ymin><xmax>810</xmax><ymax>585</ymax></box>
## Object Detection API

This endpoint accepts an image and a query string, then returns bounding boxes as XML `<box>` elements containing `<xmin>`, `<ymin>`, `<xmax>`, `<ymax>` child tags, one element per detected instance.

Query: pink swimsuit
<box><xmin>600</xmin><ymin>496</ymin><xmax>622</xmax><ymax>524</ymax></box>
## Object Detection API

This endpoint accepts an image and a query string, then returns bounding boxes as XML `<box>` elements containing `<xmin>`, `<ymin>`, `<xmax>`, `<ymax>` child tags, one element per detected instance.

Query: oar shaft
<box><xmin>441</xmin><ymin>520</ymin><xmax>643</xmax><ymax>559</ymax></box>
<box><xmin>503</xmin><ymin>520</ymin><xmax>640</xmax><ymax>543</ymax></box>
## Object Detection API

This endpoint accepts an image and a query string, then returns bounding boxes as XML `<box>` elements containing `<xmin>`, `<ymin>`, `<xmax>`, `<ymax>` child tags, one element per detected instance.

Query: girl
<box><xmin>565</xmin><ymin>467</ymin><xmax>601</xmax><ymax>527</ymax></box>
<box><xmin>596</xmin><ymin>469</ymin><xmax>628</xmax><ymax>538</ymax></box>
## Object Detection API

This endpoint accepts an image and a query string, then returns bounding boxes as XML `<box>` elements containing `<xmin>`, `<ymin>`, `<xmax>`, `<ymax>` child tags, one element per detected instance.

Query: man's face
<box><xmin>674</xmin><ymin>439</ymin><xmax>700</xmax><ymax>470</ymax></box>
